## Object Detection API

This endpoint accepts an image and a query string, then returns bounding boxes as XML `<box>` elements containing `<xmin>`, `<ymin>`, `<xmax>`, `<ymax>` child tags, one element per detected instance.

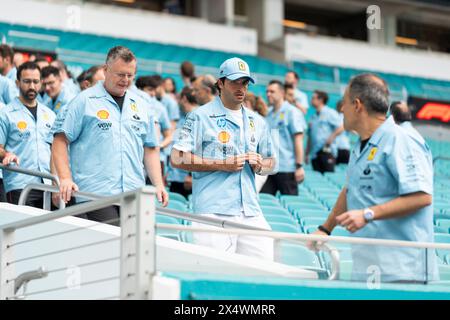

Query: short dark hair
<box><xmin>135</xmin><ymin>75</ymin><xmax>162</xmax><ymax>90</ymax></box>
<box><xmin>0</xmin><ymin>44</ymin><xmax>14</xmax><ymax>61</ymax></box>
<box><xmin>180</xmin><ymin>86</ymin><xmax>196</xmax><ymax>104</ymax></box>
<box><xmin>106</xmin><ymin>46</ymin><xmax>136</xmax><ymax>65</ymax></box>
<box><xmin>390</xmin><ymin>101</ymin><xmax>412</xmax><ymax>123</ymax></box>
<box><xmin>348</xmin><ymin>73</ymin><xmax>389</xmax><ymax>115</ymax></box>
<box><xmin>287</xmin><ymin>70</ymin><xmax>299</xmax><ymax>80</ymax></box>
<box><xmin>180</xmin><ymin>61</ymin><xmax>195</xmax><ymax>78</ymax></box>
<box><xmin>17</xmin><ymin>61</ymin><xmax>40</xmax><ymax>81</ymax></box>
<box><xmin>284</xmin><ymin>83</ymin><xmax>295</xmax><ymax>91</ymax></box>
<box><xmin>41</xmin><ymin>66</ymin><xmax>60</xmax><ymax>79</ymax></box>
<box><xmin>76</xmin><ymin>70</ymin><xmax>88</xmax><ymax>84</ymax></box>
<box><xmin>268</xmin><ymin>79</ymin><xmax>284</xmax><ymax>91</ymax></box>
<box><xmin>314</xmin><ymin>90</ymin><xmax>329</xmax><ymax>104</ymax></box>
<box><xmin>164</xmin><ymin>77</ymin><xmax>177</xmax><ymax>94</ymax></box>
<box><xmin>336</xmin><ymin>99</ymin><xmax>344</xmax><ymax>113</ymax></box>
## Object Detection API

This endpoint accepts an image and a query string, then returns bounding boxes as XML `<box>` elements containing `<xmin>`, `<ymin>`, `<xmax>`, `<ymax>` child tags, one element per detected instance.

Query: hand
<box><xmin>155</xmin><ymin>185</ymin><xmax>169</xmax><ymax>207</ymax></box>
<box><xmin>52</xmin><ymin>192</ymin><xmax>61</xmax><ymax>208</ymax></box>
<box><xmin>183</xmin><ymin>175</ymin><xmax>192</xmax><ymax>191</ymax></box>
<box><xmin>335</xmin><ymin>209</ymin><xmax>367</xmax><ymax>233</ymax></box>
<box><xmin>2</xmin><ymin>152</ymin><xmax>19</xmax><ymax>166</ymax></box>
<box><xmin>246</xmin><ymin>152</ymin><xmax>263</xmax><ymax>174</ymax></box>
<box><xmin>295</xmin><ymin>167</ymin><xmax>305</xmax><ymax>183</ymax></box>
<box><xmin>325</xmin><ymin>138</ymin><xmax>333</xmax><ymax>147</ymax></box>
<box><xmin>59</xmin><ymin>178</ymin><xmax>79</xmax><ymax>203</ymax></box>
<box><xmin>306</xmin><ymin>230</ymin><xmax>328</xmax><ymax>252</ymax></box>
<box><xmin>223</xmin><ymin>154</ymin><xmax>247</xmax><ymax>172</ymax></box>
<box><xmin>304</xmin><ymin>154</ymin><xmax>310</xmax><ymax>165</ymax></box>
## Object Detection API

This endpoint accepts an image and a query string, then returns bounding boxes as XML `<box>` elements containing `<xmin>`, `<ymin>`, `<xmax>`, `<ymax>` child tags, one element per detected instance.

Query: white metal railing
<box><xmin>0</xmin><ymin>186</ymin><xmax>156</xmax><ymax>300</ymax></box>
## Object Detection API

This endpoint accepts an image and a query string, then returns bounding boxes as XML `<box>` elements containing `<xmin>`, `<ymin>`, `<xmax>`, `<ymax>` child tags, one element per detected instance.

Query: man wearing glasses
<box><xmin>171</xmin><ymin>57</ymin><xmax>276</xmax><ymax>260</ymax></box>
<box><xmin>0</xmin><ymin>61</ymin><xmax>56</xmax><ymax>207</ymax></box>
<box><xmin>51</xmin><ymin>46</ymin><xmax>168</xmax><ymax>225</ymax></box>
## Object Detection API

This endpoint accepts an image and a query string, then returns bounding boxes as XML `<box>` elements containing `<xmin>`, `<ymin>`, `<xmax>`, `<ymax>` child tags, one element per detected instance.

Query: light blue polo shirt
<box><xmin>295</xmin><ymin>88</ymin><xmax>309</xmax><ymax>110</ymax></box>
<box><xmin>161</xmin><ymin>94</ymin><xmax>180</xmax><ymax>123</ymax></box>
<box><xmin>0</xmin><ymin>75</ymin><xmax>18</xmax><ymax>105</ymax></box>
<box><xmin>266</xmin><ymin>101</ymin><xmax>305</xmax><ymax>172</ymax></box>
<box><xmin>335</xmin><ymin>113</ymin><xmax>351</xmax><ymax>151</ymax></box>
<box><xmin>54</xmin><ymin>82</ymin><xmax>158</xmax><ymax>200</ymax></box>
<box><xmin>6</xmin><ymin>67</ymin><xmax>17</xmax><ymax>82</ymax></box>
<box><xmin>346</xmin><ymin>116</ymin><xmax>438</xmax><ymax>283</ymax></box>
<box><xmin>309</xmin><ymin>106</ymin><xmax>342</xmax><ymax>159</ymax></box>
<box><xmin>173</xmin><ymin>96</ymin><xmax>276</xmax><ymax>216</ymax></box>
<box><xmin>0</xmin><ymin>97</ymin><xmax>55</xmax><ymax>192</ymax></box>
<box><xmin>167</xmin><ymin>111</ymin><xmax>190</xmax><ymax>183</ymax></box>
<box><xmin>42</xmin><ymin>85</ymin><xmax>76</xmax><ymax>114</ymax></box>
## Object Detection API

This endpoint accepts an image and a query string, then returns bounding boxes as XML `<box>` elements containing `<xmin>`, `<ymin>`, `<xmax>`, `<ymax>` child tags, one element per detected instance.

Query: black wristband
<box><xmin>318</xmin><ymin>225</ymin><xmax>331</xmax><ymax>236</ymax></box>
<box><xmin>295</xmin><ymin>163</ymin><xmax>303</xmax><ymax>169</ymax></box>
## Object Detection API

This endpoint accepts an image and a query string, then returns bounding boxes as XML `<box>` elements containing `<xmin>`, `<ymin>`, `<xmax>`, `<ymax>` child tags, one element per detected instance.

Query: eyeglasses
<box><xmin>113</xmin><ymin>72</ymin><xmax>135</xmax><ymax>80</ymax></box>
<box><xmin>20</xmin><ymin>79</ymin><xmax>41</xmax><ymax>85</ymax></box>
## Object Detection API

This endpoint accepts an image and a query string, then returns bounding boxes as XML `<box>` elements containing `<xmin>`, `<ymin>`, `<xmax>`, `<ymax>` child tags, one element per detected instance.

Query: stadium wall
<box><xmin>0</xmin><ymin>0</ymin><xmax>257</xmax><ymax>55</ymax></box>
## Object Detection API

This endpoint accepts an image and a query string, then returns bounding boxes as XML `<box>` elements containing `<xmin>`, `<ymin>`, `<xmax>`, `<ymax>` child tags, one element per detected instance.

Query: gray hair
<box><xmin>105</xmin><ymin>46</ymin><xmax>136</xmax><ymax>65</ymax></box>
<box><xmin>348</xmin><ymin>73</ymin><xmax>390</xmax><ymax>114</ymax></box>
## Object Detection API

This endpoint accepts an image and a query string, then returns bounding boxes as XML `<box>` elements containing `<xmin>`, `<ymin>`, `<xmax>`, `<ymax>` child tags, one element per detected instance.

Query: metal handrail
<box><xmin>18</xmin><ymin>184</ymin><xmax>105</xmax><ymax>210</ymax></box>
<box><xmin>433</xmin><ymin>156</ymin><xmax>450</xmax><ymax>165</ymax></box>
<box><xmin>0</xmin><ymin>164</ymin><xmax>59</xmax><ymax>185</ymax></box>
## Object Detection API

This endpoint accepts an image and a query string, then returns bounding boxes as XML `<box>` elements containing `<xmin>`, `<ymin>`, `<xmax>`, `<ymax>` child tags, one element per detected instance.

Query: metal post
<box><xmin>43</xmin><ymin>191</ymin><xmax>51</xmax><ymax>211</ymax></box>
<box><xmin>119</xmin><ymin>186</ymin><xmax>156</xmax><ymax>300</ymax></box>
<box><xmin>0</xmin><ymin>228</ymin><xmax>15</xmax><ymax>300</ymax></box>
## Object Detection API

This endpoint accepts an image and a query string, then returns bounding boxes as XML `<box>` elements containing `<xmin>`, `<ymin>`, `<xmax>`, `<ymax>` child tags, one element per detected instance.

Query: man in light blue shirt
<box><xmin>285</xmin><ymin>70</ymin><xmax>309</xmax><ymax>114</ymax></box>
<box><xmin>306</xmin><ymin>90</ymin><xmax>344</xmax><ymax>173</ymax></box>
<box><xmin>0</xmin><ymin>44</ymin><xmax>17</xmax><ymax>82</ymax></box>
<box><xmin>41</xmin><ymin>66</ymin><xmax>76</xmax><ymax>114</ymax></box>
<box><xmin>261</xmin><ymin>80</ymin><xmax>306</xmax><ymax>196</ymax></box>
<box><xmin>335</xmin><ymin>100</ymin><xmax>351</xmax><ymax>164</ymax></box>
<box><xmin>52</xmin><ymin>46</ymin><xmax>168</xmax><ymax>224</ymax></box>
<box><xmin>310</xmin><ymin>74</ymin><xmax>438</xmax><ymax>283</ymax></box>
<box><xmin>171</xmin><ymin>57</ymin><xmax>276</xmax><ymax>260</ymax></box>
<box><xmin>0</xmin><ymin>61</ymin><xmax>55</xmax><ymax>207</ymax></box>
<box><xmin>0</xmin><ymin>74</ymin><xmax>18</xmax><ymax>105</ymax></box>
<box><xmin>166</xmin><ymin>86</ymin><xmax>198</xmax><ymax>198</ymax></box>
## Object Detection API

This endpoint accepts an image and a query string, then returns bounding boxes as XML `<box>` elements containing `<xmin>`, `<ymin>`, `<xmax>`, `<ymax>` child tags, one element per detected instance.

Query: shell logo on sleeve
<box><xmin>130</xmin><ymin>103</ymin><xmax>138</xmax><ymax>112</ymax></box>
<box><xmin>97</xmin><ymin>110</ymin><xmax>110</xmax><ymax>120</ymax></box>
<box><xmin>17</xmin><ymin>121</ymin><xmax>28</xmax><ymax>131</ymax></box>
<box><xmin>218</xmin><ymin>131</ymin><xmax>231</xmax><ymax>144</ymax></box>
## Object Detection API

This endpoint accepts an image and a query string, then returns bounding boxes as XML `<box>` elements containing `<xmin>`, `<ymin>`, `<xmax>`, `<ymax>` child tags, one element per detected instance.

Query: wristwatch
<box><xmin>363</xmin><ymin>208</ymin><xmax>375</xmax><ymax>222</ymax></box>
<box><xmin>295</xmin><ymin>163</ymin><xmax>303</xmax><ymax>169</ymax></box>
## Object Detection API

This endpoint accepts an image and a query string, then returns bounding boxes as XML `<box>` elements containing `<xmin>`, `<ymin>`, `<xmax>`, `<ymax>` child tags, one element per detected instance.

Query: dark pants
<box><xmin>169</xmin><ymin>182</ymin><xmax>191</xmax><ymax>199</ymax></box>
<box><xmin>7</xmin><ymin>189</ymin><xmax>44</xmax><ymax>208</ymax></box>
<box><xmin>75</xmin><ymin>205</ymin><xmax>120</xmax><ymax>226</ymax></box>
<box><xmin>260</xmin><ymin>172</ymin><xmax>298</xmax><ymax>196</ymax></box>
<box><xmin>0</xmin><ymin>179</ymin><xmax>6</xmax><ymax>202</ymax></box>
<box><xmin>312</xmin><ymin>151</ymin><xmax>336</xmax><ymax>174</ymax></box>
<box><xmin>336</xmin><ymin>149</ymin><xmax>350</xmax><ymax>165</ymax></box>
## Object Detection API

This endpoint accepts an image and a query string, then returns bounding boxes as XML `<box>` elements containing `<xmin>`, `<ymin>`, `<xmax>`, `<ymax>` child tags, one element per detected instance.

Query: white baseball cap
<box><xmin>218</xmin><ymin>57</ymin><xmax>255</xmax><ymax>84</ymax></box>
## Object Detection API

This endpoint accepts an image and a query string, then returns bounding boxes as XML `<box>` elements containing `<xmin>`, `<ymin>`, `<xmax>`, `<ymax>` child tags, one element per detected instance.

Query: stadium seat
<box><xmin>261</xmin><ymin>206</ymin><xmax>292</xmax><ymax>217</ymax></box>
<box><xmin>156</xmin><ymin>215</ymin><xmax>180</xmax><ymax>225</ymax></box>
<box><xmin>438</xmin><ymin>264</ymin><xmax>450</xmax><ymax>281</ymax></box>
<box><xmin>259</xmin><ymin>193</ymin><xmax>278</xmax><ymax>201</ymax></box>
<box><xmin>269</xmin><ymin>222</ymin><xmax>301</xmax><ymax>233</ymax></box>
<box><xmin>339</xmin><ymin>260</ymin><xmax>353</xmax><ymax>281</ymax></box>
<box><xmin>259</xmin><ymin>199</ymin><xmax>282</xmax><ymax>207</ymax></box>
<box><xmin>167</xmin><ymin>200</ymin><xmax>188</xmax><ymax>212</ymax></box>
<box><xmin>276</xmin><ymin>242</ymin><xmax>323</xmax><ymax>270</ymax></box>
<box><xmin>437</xmin><ymin>219</ymin><xmax>450</xmax><ymax>233</ymax></box>
<box><xmin>300</xmin><ymin>217</ymin><xmax>325</xmax><ymax>227</ymax></box>
<box><xmin>168</xmin><ymin>192</ymin><xmax>188</xmax><ymax>204</ymax></box>
<box><xmin>331</xmin><ymin>227</ymin><xmax>352</xmax><ymax>237</ymax></box>
<box><xmin>264</xmin><ymin>214</ymin><xmax>296</xmax><ymax>225</ymax></box>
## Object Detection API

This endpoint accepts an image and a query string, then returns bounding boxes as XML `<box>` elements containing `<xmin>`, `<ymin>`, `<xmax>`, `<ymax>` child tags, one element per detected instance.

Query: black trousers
<box><xmin>75</xmin><ymin>205</ymin><xmax>120</xmax><ymax>226</ymax></box>
<box><xmin>311</xmin><ymin>151</ymin><xmax>336</xmax><ymax>174</ymax></box>
<box><xmin>7</xmin><ymin>189</ymin><xmax>44</xmax><ymax>208</ymax></box>
<box><xmin>336</xmin><ymin>149</ymin><xmax>350</xmax><ymax>164</ymax></box>
<box><xmin>260</xmin><ymin>172</ymin><xmax>298</xmax><ymax>196</ymax></box>
<box><xmin>0</xmin><ymin>179</ymin><xmax>6</xmax><ymax>202</ymax></box>
<box><xmin>169</xmin><ymin>181</ymin><xmax>192</xmax><ymax>199</ymax></box>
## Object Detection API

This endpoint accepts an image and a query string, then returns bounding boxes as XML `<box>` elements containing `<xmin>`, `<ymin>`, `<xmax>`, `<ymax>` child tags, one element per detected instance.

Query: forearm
<box><xmin>327</xmin><ymin>126</ymin><xmax>344</xmax><ymax>144</ymax></box>
<box><xmin>0</xmin><ymin>146</ymin><xmax>6</xmax><ymax>160</ymax></box>
<box><xmin>52</xmin><ymin>135</ymin><xmax>72</xmax><ymax>180</ymax></box>
<box><xmin>294</xmin><ymin>133</ymin><xmax>304</xmax><ymax>164</ymax></box>
<box><xmin>295</xmin><ymin>101</ymin><xmax>307</xmax><ymax>114</ymax></box>
<box><xmin>371</xmin><ymin>192</ymin><xmax>432</xmax><ymax>221</ymax></box>
<box><xmin>144</xmin><ymin>147</ymin><xmax>164</xmax><ymax>187</ymax></box>
<box><xmin>171</xmin><ymin>149</ymin><xmax>226</xmax><ymax>172</ymax></box>
<box><xmin>323</xmin><ymin>187</ymin><xmax>348</xmax><ymax>232</ymax></box>
<box><xmin>160</xmin><ymin>130</ymin><xmax>173</xmax><ymax>149</ymax></box>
